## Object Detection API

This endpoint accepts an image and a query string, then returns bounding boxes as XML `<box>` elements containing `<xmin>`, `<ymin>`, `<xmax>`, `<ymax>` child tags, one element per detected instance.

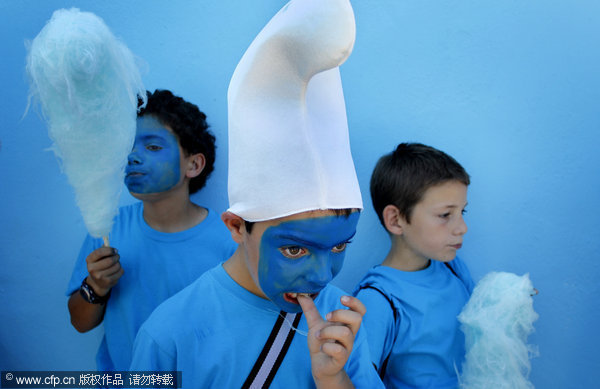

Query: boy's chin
<box><xmin>273</xmin><ymin>292</ymin><xmax>319</xmax><ymax>314</ymax></box>
<box><xmin>127</xmin><ymin>188</ymin><xmax>168</xmax><ymax>201</ymax></box>
<box><xmin>272</xmin><ymin>297</ymin><xmax>303</xmax><ymax>314</ymax></box>
<box><xmin>279</xmin><ymin>303</ymin><xmax>303</xmax><ymax>314</ymax></box>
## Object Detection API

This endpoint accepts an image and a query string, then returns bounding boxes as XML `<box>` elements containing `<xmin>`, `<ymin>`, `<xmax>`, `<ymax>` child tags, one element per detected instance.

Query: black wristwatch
<box><xmin>79</xmin><ymin>278</ymin><xmax>110</xmax><ymax>305</ymax></box>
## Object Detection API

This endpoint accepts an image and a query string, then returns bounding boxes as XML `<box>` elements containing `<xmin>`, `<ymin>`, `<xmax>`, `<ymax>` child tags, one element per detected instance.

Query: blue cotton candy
<box><xmin>26</xmin><ymin>8</ymin><xmax>146</xmax><ymax>238</ymax></box>
<box><xmin>458</xmin><ymin>272</ymin><xmax>539</xmax><ymax>389</ymax></box>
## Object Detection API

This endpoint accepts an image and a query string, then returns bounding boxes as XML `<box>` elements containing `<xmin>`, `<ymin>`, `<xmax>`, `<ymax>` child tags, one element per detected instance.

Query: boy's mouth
<box><xmin>283</xmin><ymin>292</ymin><xmax>319</xmax><ymax>305</ymax></box>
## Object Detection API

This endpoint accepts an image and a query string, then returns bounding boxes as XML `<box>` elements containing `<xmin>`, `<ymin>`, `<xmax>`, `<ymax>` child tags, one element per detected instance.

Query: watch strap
<box><xmin>79</xmin><ymin>278</ymin><xmax>110</xmax><ymax>304</ymax></box>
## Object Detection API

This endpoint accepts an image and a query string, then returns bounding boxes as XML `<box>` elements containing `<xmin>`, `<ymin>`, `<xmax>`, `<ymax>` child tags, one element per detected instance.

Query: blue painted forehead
<box><xmin>263</xmin><ymin>212</ymin><xmax>360</xmax><ymax>248</ymax></box>
<box><xmin>137</xmin><ymin>115</ymin><xmax>165</xmax><ymax>130</ymax></box>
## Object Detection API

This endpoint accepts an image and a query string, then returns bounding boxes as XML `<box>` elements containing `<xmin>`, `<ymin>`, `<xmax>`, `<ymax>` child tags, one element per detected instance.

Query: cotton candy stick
<box><xmin>26</xmin><ymin>8</ymin><xmax>146</xmax><ymax>243</ymax></box>
<box><xmin>458</xmin><ymin>272</ymin><xmax>539</xmax><ymax>389</ymax></box>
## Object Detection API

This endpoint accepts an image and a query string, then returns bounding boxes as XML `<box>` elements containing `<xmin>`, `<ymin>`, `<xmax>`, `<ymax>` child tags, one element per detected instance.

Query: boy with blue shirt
<box><xmin>354</xmin><ymin>143</ymin><xmax>475</xmax><ymax>388</ymax></box>
<box><xmin>130</xmin><ymin>0</ymin><xmax>384</xmax><ymax>387</ymax></box>
<box><xmin>131</xmin><ymin>209</ymin><xmax>379</xmax><ymax>388</ymax></box>
<box><xmin>66</xmin><ymin>89</ymin><xmax>236</xmax><ymax>371</ymax></box>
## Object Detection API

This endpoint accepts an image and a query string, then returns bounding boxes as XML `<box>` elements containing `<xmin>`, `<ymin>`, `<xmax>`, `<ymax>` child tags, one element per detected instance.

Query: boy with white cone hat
<box><xmin>130</xmin><ymin>0</ymin><xmax>384</xmax><ymax>387</ymax></box>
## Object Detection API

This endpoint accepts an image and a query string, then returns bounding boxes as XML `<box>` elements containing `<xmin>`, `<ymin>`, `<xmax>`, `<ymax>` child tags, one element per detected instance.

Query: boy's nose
<box><xmin>127</xmin><ymin>149</ymin><xmax>142</xmax><ymax>165</ymax></box>
<box><xmin>454</xmin><ymin>216</ymin><xmax>468</xmax><ymax>236</ymax></box>
<box><xmin>311</xmin><ymin>256</ymin><xmax>333</xmax><ymax>286</ymax></box>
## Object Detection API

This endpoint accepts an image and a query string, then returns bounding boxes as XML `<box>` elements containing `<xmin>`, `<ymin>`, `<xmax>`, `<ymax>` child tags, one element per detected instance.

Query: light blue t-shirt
<box><xmin>130</xmin><ymin>264</ymin><xmax>385</xmax><ymax>388</ymax></box>
<box><xmin>353</xmin><ymin>258</ymin><xmax>474</xmax><ymax>389</ymax></box>
<box><xmin>66</xmin><ymin>202</ymin><xmax>236</xmax><ymax>371</ymax></box>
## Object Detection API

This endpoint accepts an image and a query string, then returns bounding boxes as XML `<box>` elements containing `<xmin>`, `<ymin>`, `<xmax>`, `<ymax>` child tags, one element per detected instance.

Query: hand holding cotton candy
<box><xmin>458</xmin><ymin>272</ymin><xmax>539</xmax><ymax>389</ymax></box>
<box><xmin>26</xmin><ymin>8</ymin><xmax>146</xmax><ymax>242</ymax></box>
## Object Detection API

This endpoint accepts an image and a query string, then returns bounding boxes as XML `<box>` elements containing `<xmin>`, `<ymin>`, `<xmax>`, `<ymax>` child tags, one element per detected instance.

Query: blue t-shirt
<box><xmin>66</xmin><ymin>202</ymin><xmax>236</xmax><ymax>371</ymax></box>
<box><xmin>353</xmin><ymin>258</ymin><xmax>474</xmax><ymax>389</ymax></box>
<box><xmin>130</xmin><ymin>264</ymin><xmax>384</xmax><ymax>388</ymax></box>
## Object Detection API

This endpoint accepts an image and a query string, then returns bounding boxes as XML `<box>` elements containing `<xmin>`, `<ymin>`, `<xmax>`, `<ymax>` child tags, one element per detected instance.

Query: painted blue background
<box><xmin>1</xmin><ymin>1</ymin><xmax>599</xmax><ymax>387</ymax></box>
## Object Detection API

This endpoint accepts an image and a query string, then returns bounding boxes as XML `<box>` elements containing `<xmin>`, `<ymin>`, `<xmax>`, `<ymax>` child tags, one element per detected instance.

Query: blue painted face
<box><xmin>258</xmin><ymin>212</ymin><xmax>360</xmax><ymax>313</ymax></box>
<box><xmin>125</xmin><ymin>116</ymin><xmax>181</xmax><ymax>194</ymax></box>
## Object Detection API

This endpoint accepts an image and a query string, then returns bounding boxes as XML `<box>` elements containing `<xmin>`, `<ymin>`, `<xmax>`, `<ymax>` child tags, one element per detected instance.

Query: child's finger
<box><xmin>325</xmin><ymin>296</ymin><xmax>365</xmax><ymax>335</ymax></box>
<box><xmin>86</xmin><ymin>247</ymin><xmax>117</xmax><ymax>264</ymax></box>
<box><xmin>89</xmin><ymin>255</ymin><xmax>120</xmax><ymax>272</ymax></box>
<box><xmin>320</xmin><ymin>341</ymin><xmax>348</xmax><ymax>362</ymax></box>
<box><xmin>318</xmin><ymin>324</ymin><xmax>354</xmax><ymax>351</ymax></box>
<box><xmin>298</xmin><ymin>294</ymin><xmax>324</xmax><ymax>329</ymax></box>
<box><xmin>325</xmin><ymin>309</ymin><xmax>362</xmax><ymax>337</ymax></box>
<box><xmin>105</xmin><ymin>267</ymin><xmax>124</xmax><ymax>285</ymax></box>
<box><xmin>92</xmin><ymin>265</ymin><xmax>122</xmax><ymax>285</ymax></box>
<box><xmin>103</xmin><ymin>263</ymin><xmax>124</xmax><ymax>279</ymax></box>
<box><xmin>340</xmin><ymin>295</ymin><xmax>366</xmax><ymax>316</ymax></box>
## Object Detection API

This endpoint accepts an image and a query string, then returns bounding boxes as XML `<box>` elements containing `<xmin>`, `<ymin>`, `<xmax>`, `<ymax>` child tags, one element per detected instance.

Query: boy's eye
<box><xmin>439</xmin><ymin>212</ymin><xmax>451</xmax><ymax>219</ymax></box>
<box><xmin>461</xmin><ymin>208</ymin><xmax>467</xmax><ymax>215</ymax></box>
<box><xmin>280</xmin><ymin>246</ymin><xmax>308</xmax><ymax>259</ymax></box>
<box><xmin>146</xmin><ymin>144</ymin><xmax>163</xmax><ymax>151</ymax></box>
<box><xmin>331</xmin><ymin>243</ymin><xmax>348</xmax><ymax>253</ymax></box>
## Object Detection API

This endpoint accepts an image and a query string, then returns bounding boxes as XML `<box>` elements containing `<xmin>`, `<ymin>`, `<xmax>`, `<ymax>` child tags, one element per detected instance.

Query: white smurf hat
<box><xmin>227</xmin><ymin>0</ymin><xmax>363</xmax><ymax>222</ymax></box>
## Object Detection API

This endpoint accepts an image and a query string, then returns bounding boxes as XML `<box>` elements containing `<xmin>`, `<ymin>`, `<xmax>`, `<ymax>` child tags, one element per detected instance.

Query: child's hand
<box><xmin>85</xmin><ymin>246</ymin><xmax>123</xmax><ymax>296</ymax></box>
<box><xmin>298</xmin><ymin>294</ymin><xmax>365</xmax><ymax>388</ymax></box>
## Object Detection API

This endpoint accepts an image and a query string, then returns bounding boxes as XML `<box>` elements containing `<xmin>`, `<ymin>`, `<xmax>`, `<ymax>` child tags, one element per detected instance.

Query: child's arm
<box><xmin>354</xmin><ymin>287</ymin><xmax>396</xmax><ymax>372</ymax></box>
<box><xmin>298</xmin><ymin>294</ymin><xmax>365</xmax><ymax>389</ymax></box>
<box><xmin>68</xmin><ymin>246</ymin><xmax>123</xmax><ymax>332</ymax></box>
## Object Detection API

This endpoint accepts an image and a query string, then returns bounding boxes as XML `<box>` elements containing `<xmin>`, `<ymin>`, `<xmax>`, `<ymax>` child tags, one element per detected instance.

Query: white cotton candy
<box><xmin>26</xmin><ymin>8</ymin><xmax>146</xmax><ymax>238</ymax></box>
<box><xmin>458</xmin><ymin>272</ymin><xmax>539</xmax><ymax>389</ymax></box>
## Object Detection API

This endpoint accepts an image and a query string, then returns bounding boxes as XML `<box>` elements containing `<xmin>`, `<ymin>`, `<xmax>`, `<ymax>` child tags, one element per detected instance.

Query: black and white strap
<box><xmin>242</xmin><ymin>311</ymin><xmax>302</xmax><ymax>389</ymax></box>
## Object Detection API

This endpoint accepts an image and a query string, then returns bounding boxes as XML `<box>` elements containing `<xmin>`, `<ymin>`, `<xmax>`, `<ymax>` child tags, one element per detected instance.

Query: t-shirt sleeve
<box><xmin>354</xmin><ymin>286</ymin><xmax>396</xmax><ymax>371</ymax></box>
<box><xmin>65</xmin><ymin>234</ymin><xmax>102</xmax><ymax>296</ymax></box>
<box><xmin>130</xmin><ymin>327</ymin><xmax>176</xmax><ymax>371</ymax></box>
<box><xmin>345</xmin><ymin>323</ymin><xmax>385</xmax><ymax>388</ymax></box>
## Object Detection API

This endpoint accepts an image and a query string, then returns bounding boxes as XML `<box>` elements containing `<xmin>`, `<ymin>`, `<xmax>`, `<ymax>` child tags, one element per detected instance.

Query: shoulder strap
<box><xmin>445</xmin><ymin>260</ymin><xmax>473</xmax><ymax>294</ymax></box>
<box><xmin>356</xmin><ymin>285</ymin><xmax>398</xmax><ymax>380</ymax></box>
<box><xmin>444</xmin><ymin>261</ymin><xmax>459</xmax><ymax>278</ymax></box>
<box><xmin>242</xmin><ymin>311</ymin><xmax>302</xmax><ymax>389</ymax></box>
<box><xmin>357</xmin><ymin>285</ymin><xmax>398</xmax><ymax>322</ymax></box>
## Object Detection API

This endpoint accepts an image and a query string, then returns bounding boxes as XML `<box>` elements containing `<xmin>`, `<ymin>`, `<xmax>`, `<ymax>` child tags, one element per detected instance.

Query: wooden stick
<box><xmin>102</xmin><ymin>236</ymin><xmax>110</xmax><ymax>247</ymax></box>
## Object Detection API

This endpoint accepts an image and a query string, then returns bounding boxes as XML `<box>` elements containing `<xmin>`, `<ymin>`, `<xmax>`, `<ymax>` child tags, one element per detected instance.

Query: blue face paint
<box><xmin>124</xmin><ymin>116</ymin><xmax>181</xmax><ymax>194</ymax></box>
<box><xmin>258</xmin><ymin>212</ymin><xmax>360</xmax><ymax>313</ymax></box>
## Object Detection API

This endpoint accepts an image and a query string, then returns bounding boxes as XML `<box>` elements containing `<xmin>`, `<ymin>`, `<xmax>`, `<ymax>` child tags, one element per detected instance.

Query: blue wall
<box><xmin>1</xmin><ymin>1</ymin><xmax>599</xmax><ymax>387</ymax></box>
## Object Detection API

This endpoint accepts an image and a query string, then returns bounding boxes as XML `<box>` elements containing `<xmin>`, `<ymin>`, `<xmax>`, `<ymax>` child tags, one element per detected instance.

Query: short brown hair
<box><xmin>370</xmin><ymin>143</ymin><xmax>470</xmax><ymax>227</ymax></box>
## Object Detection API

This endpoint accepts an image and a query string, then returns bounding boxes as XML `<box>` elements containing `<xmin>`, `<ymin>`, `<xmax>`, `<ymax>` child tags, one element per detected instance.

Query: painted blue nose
<box><xmin>311</xmin><ymin>253</ymin><xmax>334</xmax><ymax>286</ymax></box>
<box><xmin>127</xmin><ymin>147</ymin><xmax>141</xmax><ymax>165</ymax></box>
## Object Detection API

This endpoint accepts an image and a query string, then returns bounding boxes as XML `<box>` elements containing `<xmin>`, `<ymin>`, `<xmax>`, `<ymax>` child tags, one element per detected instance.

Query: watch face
<box><xmin>82</xmin><ymin>285</ymin><xmax>93</xmax><ymax>301</ymax></box>
<box><xmin>80</xmin><ymin>283</ymin><xmax>91</xmax><ymax>302</ymax></box>
<box><xmin>80</xmin><ymin>280</ymin><xmax>109</xmax><ymax>304</ymax></box>
<box><xmin>80</xmin><ymin>282</ymin><xmax>99</xmax><ymax>304</ymax></box>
